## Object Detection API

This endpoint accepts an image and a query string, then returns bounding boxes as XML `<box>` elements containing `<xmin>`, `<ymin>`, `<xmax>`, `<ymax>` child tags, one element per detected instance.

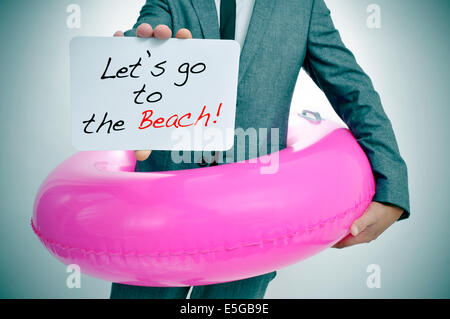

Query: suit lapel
<box><xmin>238</xmin><ymin>0</ymin><xmax>276</xmax><ymax>83</ymax></box>
<box><xmin>191</xmin><ymin>0</ymin><xmax>276</xmax><ymax>83</ymax></box>
<box><xmin>191</xmin><ymin>0</ymin><xmax>221</xmax><ymax>39</ymax></box>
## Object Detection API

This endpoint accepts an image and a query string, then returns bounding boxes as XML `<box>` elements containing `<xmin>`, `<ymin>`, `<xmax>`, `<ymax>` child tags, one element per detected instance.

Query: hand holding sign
<box><xmin>71</xmin><ymin>25</ymin><xmax>239</xmax><ymax>159</ymax></box>
<box><xmin>114</xmin><ymin>23</ymin><xmax>192</xmax><ymax>161</ymax></box>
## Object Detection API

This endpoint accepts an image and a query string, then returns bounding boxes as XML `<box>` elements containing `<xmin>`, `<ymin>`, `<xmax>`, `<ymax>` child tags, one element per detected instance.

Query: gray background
<box><xmin>0</xmin><ymin>0</ymin><xmax>448</xmax><ymax>298</ymax></box>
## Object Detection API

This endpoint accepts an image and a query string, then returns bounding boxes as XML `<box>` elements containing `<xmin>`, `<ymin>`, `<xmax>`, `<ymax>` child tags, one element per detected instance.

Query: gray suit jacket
<box><xmin>125</xmin><ymin>0</ymin><xmax>410</xmax><ymax>219</ymax></box>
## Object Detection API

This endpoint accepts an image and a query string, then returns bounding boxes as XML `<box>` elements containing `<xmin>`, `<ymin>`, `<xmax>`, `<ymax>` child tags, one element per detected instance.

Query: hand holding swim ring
<box><xmin>333</xmin><ymin>201</ymin><xmax>404</xmax><ymax>248</ymax></box>
<box><xmin>113</xmin><ymin>23</ymin><xmax>193</xmax><ymax>161</ymax></box>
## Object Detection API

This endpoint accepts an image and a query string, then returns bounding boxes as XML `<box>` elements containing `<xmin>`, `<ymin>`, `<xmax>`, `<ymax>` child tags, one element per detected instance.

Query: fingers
<box><xmin>332</xmin><ymin>203</ymin><xmax>378</xmax><ymax>249</ymax></box>
<box><xmin>123</xmin><ymin>23</ymin><xmax>191</xmax><ymax>40</ymax></box>
<box><xmin>134</xmin><ymin>150</ymin><xmax>152</xmax><ymax>161</ymax></box>
<box><xmin>175</xmin><ymin>28</ymin><xmax>192</xmax><ymax>39</ymax></box>
<box><xmin>332</xmin><ymin>222</ymin><xmax>381</xmax><ymax>249</ymax></box>
<box><xmin>332</xmin><ymin>233</ymin><xmax>368</xmax><ymax>249</ymax></box>
<box><xmin>332</xmin><ymin>234</ymin><xmax>352</xmax><ymax>249</ymax></box>
<box><xmin>332</xmin><ymin>202</ymin><xmax>402</xmax><ymax>249</ymax></box>
<box><xmin>350</xmin><ymin>203</ymin><xmax>378</xmax><ymax>236</ymax></box>
<box><xmin>153</xmin><ymin>24</ymin><xmax>173</xmax><ymax>39</ymax></box>
<box><xmin>136</xmin><ymin>23</ymin><xmax>154</xmax><ymax>37</ymax></box>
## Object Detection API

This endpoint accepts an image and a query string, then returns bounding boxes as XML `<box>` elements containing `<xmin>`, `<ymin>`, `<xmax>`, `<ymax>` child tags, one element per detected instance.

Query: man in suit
<box><xmin>110</xmin><ymin>0</ymin><xmax>410</xmax><ymax>299</ymax></box>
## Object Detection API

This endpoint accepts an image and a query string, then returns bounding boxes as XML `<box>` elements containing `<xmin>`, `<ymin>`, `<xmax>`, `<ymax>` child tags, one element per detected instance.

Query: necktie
<box><xmin>220</xmin><ymin>0</ymin><xmax>236</xmax><ymax>40</ymax></box>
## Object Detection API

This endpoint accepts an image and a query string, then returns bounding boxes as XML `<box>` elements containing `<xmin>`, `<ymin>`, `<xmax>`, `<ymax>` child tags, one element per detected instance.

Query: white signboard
<box><xmin>70</xmin><ymin>36</ymin><xmax>240</xmax><ymax>151</ymax></box>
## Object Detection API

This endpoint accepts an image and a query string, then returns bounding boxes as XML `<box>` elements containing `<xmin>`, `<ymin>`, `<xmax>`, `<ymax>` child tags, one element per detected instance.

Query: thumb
<box><xmin>350</xmin><ymin>207</ymin><xmax>376</xmax><ymax>236</ymax></box>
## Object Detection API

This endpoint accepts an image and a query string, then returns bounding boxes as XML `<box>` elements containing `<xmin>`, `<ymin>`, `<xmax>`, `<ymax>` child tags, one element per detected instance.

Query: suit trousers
<box><xmin>110</xmin><ymin>271</ymin><xmax>277</xmax><ymax>299</ymax></box>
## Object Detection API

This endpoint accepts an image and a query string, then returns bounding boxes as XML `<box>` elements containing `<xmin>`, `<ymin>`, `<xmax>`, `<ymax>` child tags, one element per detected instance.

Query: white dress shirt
<box><xmin>214</xmin><ymin>0</ymin><xmax>255</xmax><ymax>49</ymax></box>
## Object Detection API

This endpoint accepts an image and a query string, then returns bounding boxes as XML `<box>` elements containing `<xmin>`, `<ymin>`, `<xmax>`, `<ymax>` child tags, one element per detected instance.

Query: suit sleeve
<box><xmin>124</xmin><ymin>0</ymin><xmax>173</xmax><ymax>37</ymax></box>
<box><xmin>302</xmin><ymin>0</ymin><xmax>410</xmax><ymax>220</ymax></box>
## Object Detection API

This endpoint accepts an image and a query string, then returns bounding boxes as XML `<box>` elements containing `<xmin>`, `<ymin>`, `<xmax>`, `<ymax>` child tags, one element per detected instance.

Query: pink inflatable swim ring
<box><xmin>32</xmin><ymin>111</ymin><xmax>375</xmax><ymax>287</ymax></box>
